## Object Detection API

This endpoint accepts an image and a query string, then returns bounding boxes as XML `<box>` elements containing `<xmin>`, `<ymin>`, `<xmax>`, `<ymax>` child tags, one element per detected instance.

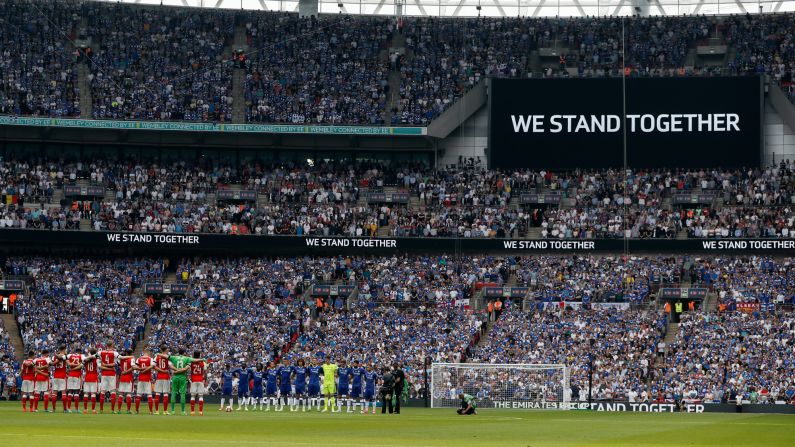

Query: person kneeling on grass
<box><xmin>457</xmin><ymin>393</ymin><xmax>477</xmax><ymax>415</ymax></box>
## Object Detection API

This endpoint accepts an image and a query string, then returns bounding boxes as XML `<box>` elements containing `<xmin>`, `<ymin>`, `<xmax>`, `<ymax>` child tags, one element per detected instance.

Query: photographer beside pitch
<box><xmin>457</xmin><ymin>393</ymin><xmax>477</xmax><ymax>415</ymax></box>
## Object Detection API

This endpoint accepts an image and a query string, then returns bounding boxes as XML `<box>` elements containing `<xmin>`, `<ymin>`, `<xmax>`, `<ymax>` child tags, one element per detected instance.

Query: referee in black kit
<box><xmin>392</xmin><ymin>363</ymin><xmax>405</xmax><ymax>414</ymax></box>
<box><xmin>380</xmin><ymin>367</ymin><xmax>394</xmax><ymax>414</ymax></box>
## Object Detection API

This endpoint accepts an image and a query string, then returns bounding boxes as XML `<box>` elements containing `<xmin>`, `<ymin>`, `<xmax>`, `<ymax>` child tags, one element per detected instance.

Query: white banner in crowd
<box><xmin>541</xmin><ymin>302</ymin><xmax>631</xmax><ymax>310</ymax></box>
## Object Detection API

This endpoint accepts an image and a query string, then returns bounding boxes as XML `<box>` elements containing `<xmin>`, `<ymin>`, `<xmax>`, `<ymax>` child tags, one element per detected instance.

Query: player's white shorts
<box><xmin>118</xmin><ymin>381</ymin><xmax>133</xmax><ymax>394</ymax></box>
<box><xmin>100</xmin><ymin>376</ymin><xmax>117</xmax><ymax>392</ymax></box>
<box><xmin>34</xmin><ymin>381</ymin><xmax>49</xmax><ymax>393</ymax></box>
<box><xmin>67</xmin><ymin>377</ymin><xmax>81</xmax><ymax>390</ymax></box>
<box><xmin>155</xmin><ymin>379</ymin><xmax>170</xmax><ymax>394</ymax></box>
<box><xmin>137</xmin><ymin>381</ymin><xmax>153</xmax><ymax>396</ymax></box>
<box><xmin>189</xmin><ymin>382</ymin><xmax>205</xmax><ymax>395</ymax></box>
<box><xmin>21</xmin><ymin>380</ymin><xmax>34</xmax><ymax>394</ymax></box>
<box><xmin>52</xmin><ymin>378</ymin><xmax>67</xmax><ymax>392</ymax></box>
<box><xmin>83</xmin><ymin>381</ymin><xmax>99</xmax><ymax>394</ymax></box>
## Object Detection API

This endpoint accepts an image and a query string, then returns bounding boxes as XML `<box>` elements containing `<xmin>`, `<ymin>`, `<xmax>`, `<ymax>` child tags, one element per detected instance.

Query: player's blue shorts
<box><xmin>294</xmin><ymin>384</ymin><xmax>305</xmax><ymax>395</ymax></box>
<box><xmin>266</xmin><ymin>384</ymin><xmax>277</xmax><ymax>396</ymax></box>
<box><xmin>237</xmin><ymin>389</ymin><xmax>249</xmax><ymax>398</ymax></box>
<box><xmin>252</xmin><ymin>387</ymin><xmax>263</xmax><ymax>399</ymax></box>
<box><xmin>350</xmin><ymin>386</ymin><xmax>361</xmax><ymax>398</ymax></box>
<box><xmin>222</xmin><ymin>388</ymin><xmax>233</xmax><ymax>399</ymax></box>
<box><xmin>338</xmin><ymin>383</ymin><xmax>349</xmax><ymax>397</ymax></box>
<box><xmin>279</xmin><ymin>385</ymin><xmax>291</xmax><ymax>396</ymax></box>
<box><xmin>364</xmin><ymin>388</ymin><xmax>375</xmax><ymax>400</ymax></box>
<box><xmin>308</xmin><ymin>382</ymin><xmax>320</xmax><ymax>396</ymax></box>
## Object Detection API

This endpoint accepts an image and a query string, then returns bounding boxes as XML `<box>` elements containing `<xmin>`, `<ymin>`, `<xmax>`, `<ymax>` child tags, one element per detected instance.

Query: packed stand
<box><xmin>691</xmin><ymin>256</ymin><xmax>795</xmax><ymax>309</ymax></box>
<box><xmin>682</xmin><ymin>206</ymin><xmax>795</xmax><ymax>238</ymax></box>
<box><xmin>148</xmin><ymin>257</ymin><xmax>340</xmax><ymax>383</ymax></box>
<box><xmin>470</xmin><ymin>305</ymin><xmax>666</xmax><ymax>402</ymax></box>
<box><xmin>2</xmin><ymin>4</ymin><xmax>795</xmax><ymax>123</ymax></box>
<box><xmin>244</xmin><ymin>14</ymin><xmax>390</xmax><ymax>124</ymax></box>
<box><xmin>348</xmin><ymin>255</ymin><xmax>507</xmax><ymax>304</ymax></box>
<box><xmin>391</xmin><ymin>167</ymin><xmax>527</xmax><ymax>237</ymax></box>
<box><xmin>725</xmin><ymin>14</ymin><xmax>795</xmax><ymax>104</ymax></box>
<box><xmin>86</xmin><ymin>3</ymin><xmax>234</xmax><ymax>121</ymax></box>
<box><xmin>654</xmin><ymin>311</ymin><xmax>795</xmax><ymax>404</ymax></box>
<box><xmin>0</xmin><ymin>317</ymin><xmax>19</xmax><ymax>394</ymax></box>
<box><xmin>516</xmin><ymin>255</ymin><xmax>680</xmax><ymax>304</ymax></box>
<box><xmin>0</xmin><ymin>159</ymin><xmax>792</xmax><ymax>238</ymax></box>
<box><xmin>0</xmin><ymin>0</ymin><xmax>80</xmax><ymax>117</ymax></box>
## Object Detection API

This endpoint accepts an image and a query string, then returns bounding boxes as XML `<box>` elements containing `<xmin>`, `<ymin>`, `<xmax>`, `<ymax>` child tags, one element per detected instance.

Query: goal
<box><xmin>430</xmin><ymin>363</ymin><xmax>570</xmax><ymax>410</ymax></box>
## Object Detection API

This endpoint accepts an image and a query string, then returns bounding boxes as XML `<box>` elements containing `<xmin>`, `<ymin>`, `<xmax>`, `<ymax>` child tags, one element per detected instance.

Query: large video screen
<box><xmin>488</xmin><ymin>77</ymin><xmax>762</xmax><ymax>169</ymax></box>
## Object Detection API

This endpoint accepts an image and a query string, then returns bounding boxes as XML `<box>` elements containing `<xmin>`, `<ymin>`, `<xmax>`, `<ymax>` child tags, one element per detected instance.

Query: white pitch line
<box><xmin>0</xmin><ymin>433</ymin><xmax>439</xmax><ymax>447</ymax></box>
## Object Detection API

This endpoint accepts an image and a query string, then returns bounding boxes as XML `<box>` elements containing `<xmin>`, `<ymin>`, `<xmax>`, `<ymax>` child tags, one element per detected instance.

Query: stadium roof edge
<box><xmin>87</xmin><ymin>0</ymin><xmax>795</xmax><ymax>17</ymax></box>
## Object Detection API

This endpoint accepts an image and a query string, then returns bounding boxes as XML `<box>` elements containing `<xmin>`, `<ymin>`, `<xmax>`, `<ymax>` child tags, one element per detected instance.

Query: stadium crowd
<box><xmin>469</xmin><ymin>306</ymin><xmax>667</xmax><ymax>402</ymax></box>
<box><xmin>244</xmin><ymin>14</ymin><xmax>391</xmax><ymax>125</ymax></box>
<box><xmin>654</xmin><ymin>311</ymin><xmax>795</xmax><ymax>404</ymax></box>
<box><xmin>86</xmin><ymin>2</ymin><xmax>235</xmax><ymax>121</ymax></box>
<box><xmin>692</xmin><ymin>256</ymin><xmax>795</xmax><ymax>308</ymax></box>
<box><xmin>0</xmin><ymin>0</ymin><xmax>80</xmax><ymax>117</ymax></box>
<box><xmin>516</xmin><ymin>255</ymin><xmax>680</xmax><ymax>304</ymax></box>
<box><xmin>0</xmin><ymin>1</ymin><xmax>794</xmax><ymax>122</ymax></box>
<box><xmin>0</xmin><ymin>318</ymin><xmax>19</xmax><ymax>399</ymax></box>
<box><xmin>0</xmin><ymin>158</ymin><xmax>793</xmax><ymax>238</ymax></box>
<box><xmin>1</xmin><ymin>253</ymin><xmax>794</xmax><ymax>405</ymax></box>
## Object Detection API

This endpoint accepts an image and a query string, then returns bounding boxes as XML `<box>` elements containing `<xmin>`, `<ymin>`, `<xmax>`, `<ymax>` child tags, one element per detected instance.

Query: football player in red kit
<box><xmin>153</xmin><ymin>345</ymin><xmax>171</xmax><ymax>414</ymax></box>
<box><xmin>134</xmin><ymin>348</ymin><xmax>155</xmax><ymax>414</ymax></box>
<box><xmin>189</xmin><ymin>352</ymin><xmax>207</xmax><ymax>416</ymax></box>
<box><xmin>82</xmin><ymin>348</ymin><xmax>100</xmax><ymax>414</ymax></box>
<box><xmin>20</xmin><ymin>351</ymin><xmax>35</xmax><ymax>412</ymax></box>
<box><xmin>50</xmin><ymin>346</ymin><xmax>69</xmax><ymax>413</ymax></box>
<box><xmin>98</xmin><ymin>342</ymin><xmax>120</xmax><ymax>413</ymax></box>
<box><xmin>32</xmin><ymin>349</ymin><xmax>51</xmax><ymax>412</ymax></box>
<box><xmin>117</xmin><ymin>349</ymin><xmax>136</xmax><ymax>414</ymax></box>
<box><xmin>66</xmin><ymin>347</ymin><xmax>85</xmax><ymax>413</ymax></box>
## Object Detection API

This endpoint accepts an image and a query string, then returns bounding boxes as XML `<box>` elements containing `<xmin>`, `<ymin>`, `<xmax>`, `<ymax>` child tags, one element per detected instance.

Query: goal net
<box><xmin>431</xmin><ymin>363</ymin><xmax>570</xmax><ymax>410</ymax></box>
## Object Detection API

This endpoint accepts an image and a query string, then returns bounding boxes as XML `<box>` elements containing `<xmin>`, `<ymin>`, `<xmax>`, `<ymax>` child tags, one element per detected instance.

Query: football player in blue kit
<box><xmin>292</xmin><ymin>359</ymin><xmax>308</xmax><ymax>411</ymax></box>
<box><xmin>251</xmin><ymin>364</ymin><xmax>265</xmax><ymax>410</ymax></box>
<box><xmin>350</xmin><ymin>360</ymin><xmax>364</xmax><ymax>413</ymax></box>
<box><xmin>362</xmin><ymin>363</ymin><xmax>378</xmax><ymax>414</ymax></box>
<box><xmin>336</xmin><ymin>359</ymin><xmax>352</xmax><ymax>413</ymax></box>
<box><xmin>277</xmin><ymin>358</ymin><xmax>294</xmax><ymax>412</ymax></box>
<box><xmin>218</xmin><ymin>364</ymin><xmax>234</xmax><ymax>411</ymax></box>
<box><xmin>307</xmin><ymin>358</ymin><xmax>322</xmax><ymax>411</ymax></box>
<box><xmin>234</xmin><ymin>365</ymin><xmax>251</xmax><ymax>411</ymax></box>
<box><xmin>265</xmin><ymin>361</ymin><xmax>279</xmax><ymax>411</ymax></box>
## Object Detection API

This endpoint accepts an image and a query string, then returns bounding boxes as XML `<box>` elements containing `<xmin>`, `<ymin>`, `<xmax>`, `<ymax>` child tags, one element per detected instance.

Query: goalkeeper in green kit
<box><xmin>169</xmin><ymin>348</ymin><xmax>203</xmax><ymax>415</ymax></box>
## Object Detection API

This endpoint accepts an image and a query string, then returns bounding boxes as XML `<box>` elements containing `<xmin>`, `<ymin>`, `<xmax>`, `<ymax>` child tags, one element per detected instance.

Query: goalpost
<box><xmin>430</xmin><ymin>363</ymin><xmax>570</xmax><ymax>410</ymax></box>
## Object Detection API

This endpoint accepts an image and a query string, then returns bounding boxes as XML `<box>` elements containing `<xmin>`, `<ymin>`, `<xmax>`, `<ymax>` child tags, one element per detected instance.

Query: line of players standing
<box><xmin>221</xmin><ymin>357</ymin><xmax>388</xmax><ymax>414</ymax></box>
<box><xmin>19</xmin><ymin>342</ymin><xmax>209</xmax><ymax>415</ymax></box>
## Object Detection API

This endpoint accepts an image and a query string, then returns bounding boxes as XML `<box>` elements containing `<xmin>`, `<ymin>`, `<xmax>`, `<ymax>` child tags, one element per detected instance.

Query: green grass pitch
<box><xmin>0</xmin><ymin>402</ymin><xmax>791</xmax><ymax>446</ymax></box>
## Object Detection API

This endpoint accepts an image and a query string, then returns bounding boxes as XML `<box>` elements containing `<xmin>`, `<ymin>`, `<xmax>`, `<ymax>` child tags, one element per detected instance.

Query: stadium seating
<box><xmin>243</xmin><ymin>13</ymin><xmax>391</xmax><ymax>125</ymax></box>
<box><xmin>0</xmin><ymin>0</ymin><xmax>80</xmax><ymax>117</ymax></box>
<box><xmin>1</xmin><ymin>158</ymin><xmax>793</xmax><ymax>238</ymax></box>
<box><xmin>469</xmin><ymin>306</ymin><xmax>667</xmax><ymax>401</ymax></box>
<box><xmin>85</xmin><ymin>2</ymin><xmax>235</xmax><ymax>121</ymax></box>
<box><xmin>654</xmin><ymin>311</ymin><xmax>795</xmax><ymax>403</ymax></box>
<box><xmin>0</xmin><ymin>318</ymin><xmax>18</xmax><ymax>381</ymax></box>
<box><xmin>1</xmin><ymin>1</ymin><xmax>793</xmax><ymax>123</ymax></box>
